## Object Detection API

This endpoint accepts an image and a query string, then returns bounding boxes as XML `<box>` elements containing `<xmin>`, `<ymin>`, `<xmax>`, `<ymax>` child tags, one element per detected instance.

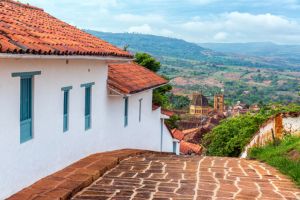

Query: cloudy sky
<box><xmin>19</xmin><ymin>0</ymin><xmax>300</xmax><ymax>44</ymax></box>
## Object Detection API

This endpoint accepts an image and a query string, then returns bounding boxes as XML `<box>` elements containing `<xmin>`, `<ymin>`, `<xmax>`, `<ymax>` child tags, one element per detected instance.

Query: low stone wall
<box><xmin>282</xmin><ymin>112</ymin><xmax>300</xmax><ymax>136</ymax></box>
<box><xmin>241</xmin><ymin>112</ymin><xmax>300</xmax><ymax>158</ymax></box>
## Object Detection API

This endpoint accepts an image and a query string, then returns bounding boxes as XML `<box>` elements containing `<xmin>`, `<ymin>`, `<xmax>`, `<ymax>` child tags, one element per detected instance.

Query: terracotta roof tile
<box><xmin>161</xmin><ymin>109</ymin><xmax>175</xmax><ymax>117</ymax></box>
<box><xmin>171</xmin><ymin>129</ymin><xmax>184</xmax><ymax>141</ymax></box>
<box><xmin>182</xmin><ymin>128</ymin><xmax>199</xmax><ymax>136</ymax></box>
<box><xmin>108</xmin><ymin>62</ymin><xmax>168</xmax><ymax>94</ymax></box>
<box><xmin>152</xmin><ymin>105</ymin><xmax>160</xmax><ymax>110</ymax></box>
<box><xmin>0</xmin><ymin>0</ymin><xmax>132</xmax><ymax>58</ymax></box>
<box><xmin>180</xmin><ymin>141</ymin><xmax>202</xmax><ymax>155</ymax></box>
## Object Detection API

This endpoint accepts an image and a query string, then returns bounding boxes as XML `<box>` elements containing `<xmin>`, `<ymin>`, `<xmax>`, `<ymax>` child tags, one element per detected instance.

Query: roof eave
<box><xmin>107</xmin><ymin>82</ymin><xmax>169</xmax><ymax>97</ymax></box>
<box><xmin>128</xmin><ymin>82</ymin><xmax>169</xmax><ymax>95</ymax></box>
<box><xmin>0</xmin><ymin>53</ymin><xmax>134</xmax><ymax>61</ymax></box>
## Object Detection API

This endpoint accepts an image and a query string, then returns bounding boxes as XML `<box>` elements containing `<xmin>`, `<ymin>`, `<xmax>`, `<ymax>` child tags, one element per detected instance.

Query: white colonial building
<box><xmin>0</xmin><ymin>0</ymin><xmax>178</xmax><ymax>198</ymax></box>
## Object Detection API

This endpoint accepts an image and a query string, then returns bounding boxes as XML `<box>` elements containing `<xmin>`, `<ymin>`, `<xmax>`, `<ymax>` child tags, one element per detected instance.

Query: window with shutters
<box><xmin>124</xmin><ymin>97</ymin><xmax>129</xmax><ymax>127</ymax></box>
<box><xmin>12</xmin><ymin>71</ymin><xmax>41</xmax><ymax>144</ymax></box>
<box><xmin>20</xmin><ymin>77</ymin><xmax>33</xmax><ymax>143</ymax></box>
<box><xmin>81</xmin><ymin>82</ymin><xmax>94</xmax><ymax>131</ymax></box>
<box><xmin>85</xmin><ymin>86</ymin><xmax>91</xmax><ymax>130</ymax></box>
<box><xmin>139</xmin><ymin>98</ymin><xmax>142</xmax><ymax>122</ymax></box>
<box><xmin>61</xmin><ymin>86</ymin><xmax>72</xmax><ymax>132</ymax></box>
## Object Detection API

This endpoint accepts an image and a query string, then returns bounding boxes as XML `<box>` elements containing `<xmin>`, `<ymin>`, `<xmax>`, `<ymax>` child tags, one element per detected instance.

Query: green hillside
<box><xmin>87</xmin><ymin>30</ymin><xmax>300</xmax><ymax>105</ymax></box>
<box><xmin>200</xmin><ymin>42</ymin><xmax>300</xmax><ymax>70</ymax></box>
<box><xmin>86</xmin><ymin>30</ymin><xmax>293</xmax><ymax>70</ymax></box>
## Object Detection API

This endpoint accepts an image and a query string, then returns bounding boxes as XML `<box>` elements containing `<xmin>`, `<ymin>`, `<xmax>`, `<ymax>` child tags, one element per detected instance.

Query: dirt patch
<box><xmin>171</xmin><ymin>76</ymin><xmax>223</xmax><ymax>88</ymax></box>
<box><xmin>287</xmin><ymin>149</ymin><xmax>300</xmax><ymax>161</ymax></box>
<box><xmin>172</xmin><ymin>77</ymin><xmax>190</xmax><ymax>85</ymax></box>
<box><xmin>223</xmin><ymin>72</ymin><xmax>241</xmax><ymax>80</ymax></box>
<box><xmin>202</xmin><ymin>77</ymin><xmax>224</xmax><ymax>88</ymax></box>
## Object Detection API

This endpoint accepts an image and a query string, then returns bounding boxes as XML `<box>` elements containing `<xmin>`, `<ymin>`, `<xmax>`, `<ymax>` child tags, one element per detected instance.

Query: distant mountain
<box><xmin>200</xmin><ymin>42</ymin><xmax>300</xmax><ymax>67</ymax></box>
<box><xmin>86</xmin><ymin>30</ymin><xmax>220</xmax><ymax>60</ymax></box>
<box><xmin>86</xmin><ymin>30</ymin><xmax>300</xmax><ymax>70</ymax></box>
<box><xmin>86</xmin><ymin>30</ymin><xmax>300</xmax><ymax>105</ymax></box>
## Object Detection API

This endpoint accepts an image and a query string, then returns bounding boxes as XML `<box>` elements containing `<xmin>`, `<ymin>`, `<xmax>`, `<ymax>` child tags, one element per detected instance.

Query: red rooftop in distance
<box><xmin>0</xmin><ymin>0</ymin><xmax>132</xmax><ymax>58</ymax></box>
<box><xmin>108</xmin><ymin>62</ymin><xmax>168</xmax><ymax>94</ymax></box>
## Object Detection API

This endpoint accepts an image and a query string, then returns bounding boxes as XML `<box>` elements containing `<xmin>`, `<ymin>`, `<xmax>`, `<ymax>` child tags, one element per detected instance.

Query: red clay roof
<box><xmin>152</xmin><ymin>105</ymin><xmax>175</xmax><ymax>117</ymax></box>
<box><xmin>182</xmin><ymin>128</ymin><xmax>199</xmax><ymax>136</ymax></box>
<box><xmin>171</xmin><ymin>129</ymin><xmax>184</xmax><ymax>141</ymax></box>
<box><xmin>180</xmin><ymin>141</ymin><xmax>202</xmax><ymax>155</ymax></box>
<box><xmin>152</xmin><ymin>104</ymin><xmax>160</xmax><ymax>111</ymax></box>
<box><xmin>0</xmin><ymin>0</ymin><xmax>132</xmax><ymax>58</ymax></box>
<box><xmin>161</xmin><ymin>109</ymin><xmax>175</xmax><ymax>117</ymax></box>
<box><xmin>108</xmin><ymin>63</ymin><xmax>168</xmax><ymax>94</ymax></box>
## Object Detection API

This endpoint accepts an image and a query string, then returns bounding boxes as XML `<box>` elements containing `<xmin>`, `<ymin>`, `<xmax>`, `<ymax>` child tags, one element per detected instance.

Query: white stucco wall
<box><xmin>161</xmin><ymin>120</ymin><xmax>176</xmax><ymax>153</ymax></box>
<box><xmin>241</xmin><ymin>114</ymin><xmax>300</xmax><ymax>158</ymax></box>
<box><xmin>104</xmin><ymin>90</ymin><xmax>174</xmax><ymax>152</ymax></box>
<box><xmin>240</xmin><ymin>121</ymin><xmax>274</xmax><ymax>158</ymax></box>
<box><xmin>283</xmin><ymin>117</ymin><xmax>300</xmax><ymax>136</ymax></box>
<box><xmin>0</xmin><ymin>58</ymin><xmax>174</xmax><ymax>199</ymax></box>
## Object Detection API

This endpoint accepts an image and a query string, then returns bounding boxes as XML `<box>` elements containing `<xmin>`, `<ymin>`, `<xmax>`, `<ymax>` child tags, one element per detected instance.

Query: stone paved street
<box><xmin>73</xmin><ymin>154</ymin><xmax>300</xmax><ymax>200</ymax></box>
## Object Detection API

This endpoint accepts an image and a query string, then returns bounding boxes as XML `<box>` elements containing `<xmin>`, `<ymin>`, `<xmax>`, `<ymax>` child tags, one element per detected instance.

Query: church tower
<box><xmin>214</xmin><ymin>94</ymin><xmax>224</xmax><ymax>113</ymax></box>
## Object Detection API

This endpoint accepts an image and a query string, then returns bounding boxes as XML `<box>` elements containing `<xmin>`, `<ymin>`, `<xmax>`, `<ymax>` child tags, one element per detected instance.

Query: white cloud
<box><xmin>16</xmin><ymin>1</ymin><xmax>300</xmax><ymax>44</ymax></box>
<box><xmin>128</xmin><ymin>24</ymin><xmax>175</xmax><ymax>37</ymax></box>
<box><xmin>128</xmin><ymin>24</ymin><xmax>153</xmax><ymax>34</ymax></box>
<box><xmin>114</xmin><ymin>14</ymin><xmax>165</xmax><ymax>24</ymax></box>
<box><xmin>214</xmin><ymin>32</ymin><xmax>228</xmax><ymax>41</ymax></box>
<box><xmin>187</xmin><ymin>0</ymin><xmax>218</xmax><ymax>5</ymax></box>
<box><xmin>179</xmin><ymin>12</ymin><xmax>300</xmax><ymax>43</ymax></box>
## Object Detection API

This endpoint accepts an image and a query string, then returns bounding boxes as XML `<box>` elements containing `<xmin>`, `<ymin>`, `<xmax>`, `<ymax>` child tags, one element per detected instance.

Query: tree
<box><xmin>135</xmin><ymin>52</ymin><xmax>161</xmax><ymax>72</ymax></box>
<box><xmin>168</xmin><ymin>93</ymin><xmax>191</xmax><ymax>109</ymax></box>
<box><xmin>123</xmin><ymin>44</ymin><xmax>129</xmax><ymax>51</ymax></box>
<box><xmin>202</xmin><ymin>104</ymin><xmax>300</xmax><ymax>157</ymax></box>
<box><xmin>134</xmin><ymin>52</ymin><xmax>172</xmax><ymax>108</ymax></box>
<box><xmin>165</xmin><ymin>115</ymin><xmax>180</xmax><ymax>129</ymax></box>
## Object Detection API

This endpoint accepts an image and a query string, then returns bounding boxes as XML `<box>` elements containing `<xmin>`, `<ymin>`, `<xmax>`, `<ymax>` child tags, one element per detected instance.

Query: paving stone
<box><xmin>73</xmin><ymin>154</ymin><xmax>300</xmax><ymax>200</ymax></box>
<box><xmin>7</xmin><ymin>149</ymin><xmax>148</xmax><ymax>200</ymax></box>
<box><xmin>8</xmin><ymin>151</ymin><xmax>300</xmax><ymax>200</ymax></box>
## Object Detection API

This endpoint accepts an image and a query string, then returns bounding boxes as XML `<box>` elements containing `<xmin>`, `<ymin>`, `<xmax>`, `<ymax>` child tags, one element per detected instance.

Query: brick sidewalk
<box><xmin>73</xmin><ymin>154</ymin><xmax>300</xmax><ymax>200</ymax></box>
<box><xmin>7</xmin><ymin>149</ymin><xmax>151</xmax><ymax>200</ymax></box>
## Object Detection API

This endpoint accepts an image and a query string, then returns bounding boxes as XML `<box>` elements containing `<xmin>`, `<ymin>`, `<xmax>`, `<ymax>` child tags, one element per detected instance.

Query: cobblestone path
<box><xmin>73</xmin><ymin>154</ymin><xmax>300</xmax><ymax>200</ymax></box>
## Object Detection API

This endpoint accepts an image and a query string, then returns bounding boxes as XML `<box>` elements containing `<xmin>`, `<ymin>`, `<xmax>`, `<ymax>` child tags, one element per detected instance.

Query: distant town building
<box><xmin>250</xmin><ymin>104</ymin><xmax>261</xmax><ymax>112</ymax></box>
<box><xmin>189</xmin><ymin>93</ymin><xmax>210</xmax><ymax>116</ymax></box>
<box><xmin>214</xmin><ymin>94</ymin><xmax>224</xmax><ymax>113</ymax></box>
<box><xmin>232</xmin><ymin>101</ymin><xmax>249</xmax><ymax>116</ymax></box>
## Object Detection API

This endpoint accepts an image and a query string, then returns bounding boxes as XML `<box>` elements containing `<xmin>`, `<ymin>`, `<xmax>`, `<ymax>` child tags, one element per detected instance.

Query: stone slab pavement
<box><xmin>7</xmin><ymin>149</ymin><xmax>151</xmax><ymax>200</ymax></box>
<box><xmin>73</xmin><ymin>154</ymin><xmax>300</xmax><ymax>200</ymax></box>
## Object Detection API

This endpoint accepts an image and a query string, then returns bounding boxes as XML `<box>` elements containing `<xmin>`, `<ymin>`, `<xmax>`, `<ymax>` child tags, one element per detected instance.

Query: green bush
<box><xmin>202</xmin><ymin>104</ymin><xmax>300</xmax><ymax>157</ymax></box>
<box><xmin>202</xmin><ymin>114</ymin><xmax>268</xmax><ymax>157</ymax></box>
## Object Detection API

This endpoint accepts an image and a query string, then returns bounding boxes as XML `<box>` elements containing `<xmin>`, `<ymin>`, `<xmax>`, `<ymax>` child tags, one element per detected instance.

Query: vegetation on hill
<box><xmin>249</xmin><ymin>136</ymin><xmax>300</xmax><ymax>187</ymax></box>
<box><xmin>135</xmin><ymin>52</ymin><xmax>161</xmax><ymax>72</ymax></box>
<box><xmin>134</xmin><ymin>52</ymin><xmax>173</xmax><ymax>109</ymax></box>
<box><xmin>88</xmin><ymin>30</ymin><xmax>300</xmax><ymax>106</ymax></box>
<box><xmin>202</xmin><ymin>104</ymin><xmax>300</xmax><ymax>157</ymax></box>
<box><xmin>200</xmin><ymin>42</ymin><xmax>300</xmax><ymax>68</ymax></box>
<box><xmin>87</xmin><ymin>30</ymin><xmax>298</xmax><ymax>69</ymax></box>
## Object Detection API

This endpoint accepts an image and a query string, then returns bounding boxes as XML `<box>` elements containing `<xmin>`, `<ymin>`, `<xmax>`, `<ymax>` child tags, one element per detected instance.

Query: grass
<box><xmin>249</xmin><ymin>136</ymin><xmax>300</xmax><ymax>187</ymax></box>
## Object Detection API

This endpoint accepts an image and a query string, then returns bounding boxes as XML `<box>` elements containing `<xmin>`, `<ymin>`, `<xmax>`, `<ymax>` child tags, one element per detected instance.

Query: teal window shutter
<box><xmin>12</xmin><ymin>71</ymin><xmax>41</xmax><ymax>144</ymax></box>
<box><xmin>139</xmin><ymin>99</ymin><xmax>142</xmax><ymax>122</ymax></box>
<box><xmin>85</xmin><ymin>87</ymin><xmax>91</xmax><ymax>130</ymax></box>
<box><xmin>173</xmin><ymin>141</ymin><xmax>177</xmax><ymax>154</ymax></box>
<box><xmin>124</xmin><ymin>97</ymin><xmax>129</xmax><ymax>127</ymax></box>
<box><xmin>20</xmin><ymin>77</ymin><xmax>33</xmax><ymax>143</ymax></box>
<box><xmin>63</xmin><ymin>90</ymin><xmax>69</xmax><ymax>132</ymax></box>
<box><xmin>80</xmin><ymin>82</ymin><xmax>94</xmax><ymax>131</ymax></box>
<box><xmin>61</xmin><ymin>86</ymin><xmax>72</xmax><ymax>132</ymax></box>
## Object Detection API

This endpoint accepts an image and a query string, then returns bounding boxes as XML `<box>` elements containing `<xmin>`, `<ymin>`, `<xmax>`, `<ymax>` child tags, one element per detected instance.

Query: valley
<box><xmin>88</xmin><ymin>30</ymin><xmax>300</xmax><ymax>105</ymax></box>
